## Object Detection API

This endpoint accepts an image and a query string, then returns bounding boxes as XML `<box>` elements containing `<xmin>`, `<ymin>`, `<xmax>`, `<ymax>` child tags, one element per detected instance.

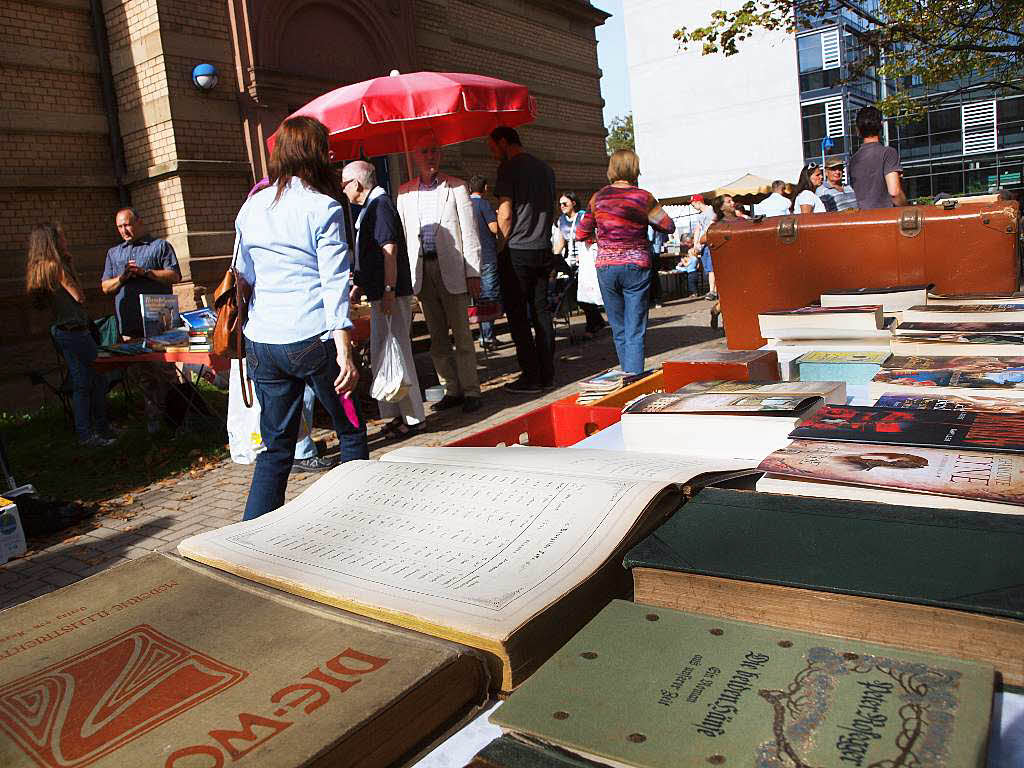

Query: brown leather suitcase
<box><xmin>709</xmin><ymin>201</ymin><xmax>1020</xmax><ymax>349</ymax></box>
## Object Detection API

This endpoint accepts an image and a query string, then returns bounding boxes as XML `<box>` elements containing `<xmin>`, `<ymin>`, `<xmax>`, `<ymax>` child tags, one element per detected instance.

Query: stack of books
<box><xmin>182</xmin><ymin>307</ymin><xmax>217</xmax><ymax>352</ymax></box>
<box><xmin>575</xmin><ymin>368</ymin><xmax>652</xmax><ymax>404</ymax></box>
<box><xmin>890</xmin><ymin>300</ymin><xmax>1024</xmax><ymax>356</ymax></box>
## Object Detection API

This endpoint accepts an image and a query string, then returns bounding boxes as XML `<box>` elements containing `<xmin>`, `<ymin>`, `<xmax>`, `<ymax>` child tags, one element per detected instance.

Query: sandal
<box><xmin>382</xmin><ymin>419</ymin><xmax>424</xmax><ymax>438</ymax></box>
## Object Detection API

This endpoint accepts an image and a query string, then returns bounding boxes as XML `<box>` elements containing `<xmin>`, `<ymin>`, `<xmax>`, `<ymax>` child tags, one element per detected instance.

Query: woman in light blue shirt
<box><xmin>236</xmin><ymin>116</ymin><xmax>368</xmax><ymax>520</ymax></box>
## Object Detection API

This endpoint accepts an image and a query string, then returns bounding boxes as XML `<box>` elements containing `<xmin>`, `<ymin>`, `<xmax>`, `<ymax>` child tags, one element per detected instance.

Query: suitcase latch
<box><xmin>899</xmin><ymin>208</ymin><xmax>923</xmax><ymax>238</ymax></box>
<box><xmin>777</xmin><ymin>217</ymin><xmax>797</xmax><ymax>244</ymax></box>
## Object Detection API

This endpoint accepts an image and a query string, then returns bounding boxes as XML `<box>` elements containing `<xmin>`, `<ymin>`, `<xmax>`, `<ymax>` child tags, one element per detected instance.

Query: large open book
<box><xmin>178</xmin><ymin>447</ymin><xmax>753</xmax><ymax>691</ymax></box>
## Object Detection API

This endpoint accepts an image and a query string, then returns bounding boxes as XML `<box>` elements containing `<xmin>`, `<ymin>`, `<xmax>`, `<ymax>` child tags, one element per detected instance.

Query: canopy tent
<box><xmin>659</xmin><ymin>173</ymin><xmax>787</xmax><ymax>206</ymax></box>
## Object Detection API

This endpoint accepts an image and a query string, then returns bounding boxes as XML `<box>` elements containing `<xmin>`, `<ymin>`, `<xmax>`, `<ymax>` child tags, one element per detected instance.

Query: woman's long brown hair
<box><xmin>25</xmin><ymin>223</ymin><xmax>77</xmax><ymax>309</ymax></box>
<box><xmin>268</xmin><ymin>116</ymin><xmax>338</xmax><ymax>203</ymax></box>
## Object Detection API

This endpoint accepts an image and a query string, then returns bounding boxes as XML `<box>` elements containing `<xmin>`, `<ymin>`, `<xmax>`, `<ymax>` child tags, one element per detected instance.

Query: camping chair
<box><xmin>550</xmin><ymin>271</ymin><xmax>580</xmax><ymax>345</ymax></box>
<box><xmin>468</xmin><ymin>299</ymin><xmax>504</xmax><ymax>370</ymax></box>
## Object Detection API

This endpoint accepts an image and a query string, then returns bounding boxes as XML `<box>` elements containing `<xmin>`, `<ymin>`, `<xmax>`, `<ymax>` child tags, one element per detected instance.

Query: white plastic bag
<box><xmin>371</xmin><ymin>316</ymin><xmax>410</xmax><ymax>404</ymax></box>
<box><xmin>576</xmin><ymin>242</ymin><xmax>604</xmax><ymax>306</ymax></box>
<box><xmin>227</xmin><ymin>358</ymin><xmax>264</xmax><ymax>464</ymax></box>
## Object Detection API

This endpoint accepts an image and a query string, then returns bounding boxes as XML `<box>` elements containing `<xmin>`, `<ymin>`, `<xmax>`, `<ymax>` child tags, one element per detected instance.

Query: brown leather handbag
<box><xmin>212</xmin><ymin>238</ymin><xmax>254</xmax><ymax>406</ymax></box>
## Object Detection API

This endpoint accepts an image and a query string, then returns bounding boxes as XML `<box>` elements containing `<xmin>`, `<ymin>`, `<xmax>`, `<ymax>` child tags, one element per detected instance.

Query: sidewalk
<box><xmin>1</xmin><ymin>298</ymin><xmax>727</xmax><ymax>610</ymax></box>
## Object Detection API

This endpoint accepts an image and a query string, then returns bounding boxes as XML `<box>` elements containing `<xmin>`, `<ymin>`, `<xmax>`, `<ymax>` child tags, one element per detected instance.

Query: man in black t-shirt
<box><xmin>342</xmin><ymin>160</ymin><xmax>425</xmax><ymax>435</ymax></box>
<box><xmin>848</xmin><ymin>106</ymin><xmax>907</xmax><ymax>210</ymax></box>
<box><xmin>489</xmin><ymin>126</ymin><xmax>557</xmax><ymax>394</ymax></box>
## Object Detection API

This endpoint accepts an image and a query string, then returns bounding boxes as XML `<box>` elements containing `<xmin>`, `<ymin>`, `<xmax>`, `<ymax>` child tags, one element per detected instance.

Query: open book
<box><xmin>178</xmin><ymin>447</ymin><xmax>753</xmax><ymax>692</ymax></box>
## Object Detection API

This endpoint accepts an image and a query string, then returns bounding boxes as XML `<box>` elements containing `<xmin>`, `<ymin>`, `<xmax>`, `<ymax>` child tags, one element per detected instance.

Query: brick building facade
<box><xmin>1</xmin><ymin>0</ymin><xmax>609</xmax><ymax>408</ymax></box>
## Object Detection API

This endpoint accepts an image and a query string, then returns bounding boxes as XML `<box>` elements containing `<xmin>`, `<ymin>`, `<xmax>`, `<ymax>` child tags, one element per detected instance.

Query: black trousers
<box><xmin>500</xmin><ymin>247</ymin><xmax>555</xmax><ymax>386</ymax></box>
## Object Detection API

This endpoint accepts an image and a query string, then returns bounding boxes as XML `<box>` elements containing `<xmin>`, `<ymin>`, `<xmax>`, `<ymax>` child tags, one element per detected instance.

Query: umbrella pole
<box><xmin>400</xmin><ymin>121</ymin><xmax>414</xmax><ymax>182</ymax></box>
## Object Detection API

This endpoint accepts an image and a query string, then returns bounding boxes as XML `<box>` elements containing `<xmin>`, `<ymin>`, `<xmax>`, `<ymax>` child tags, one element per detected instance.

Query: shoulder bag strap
<box><xmin>231</xmin><ymin>232</ymin><xmax>254</xmax><ymax>407</ymax></box>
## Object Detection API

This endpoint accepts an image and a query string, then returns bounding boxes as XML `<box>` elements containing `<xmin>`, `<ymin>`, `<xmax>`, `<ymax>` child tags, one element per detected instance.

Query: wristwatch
<box><xmin>384</xmin><ymin>284</ymin><xmax>394</xmax><ymax>292</ymax></box>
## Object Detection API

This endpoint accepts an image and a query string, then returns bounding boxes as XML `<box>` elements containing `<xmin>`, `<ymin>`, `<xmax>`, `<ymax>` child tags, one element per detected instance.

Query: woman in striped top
<box><xmin>576</xmin><ymin>149</ymin><xmax>674</xmax><ymax>373</ymax></box>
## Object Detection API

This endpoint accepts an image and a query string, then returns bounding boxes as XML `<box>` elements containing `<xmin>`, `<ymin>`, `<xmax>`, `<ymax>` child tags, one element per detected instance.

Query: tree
<box><xmin>606</xmin><ymin>113</ymin><xmax>635</xmax><ymax>155</ymax></box>
<box><xmin>673</xmin><ymin>1</ymin><xmax>1023</xmax><ymax>118</ymax></box>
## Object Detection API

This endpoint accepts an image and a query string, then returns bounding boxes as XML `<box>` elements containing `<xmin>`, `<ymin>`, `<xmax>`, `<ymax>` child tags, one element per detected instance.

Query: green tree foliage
<box><xmin>674</xmin><ymin>1</ymin><xmax>1023</xmax><ymax>118</ymax></box>
<box><xmin>606</xmin><ymin>113</ymin><xmax>635</xmax><ymax>154</ymax></box>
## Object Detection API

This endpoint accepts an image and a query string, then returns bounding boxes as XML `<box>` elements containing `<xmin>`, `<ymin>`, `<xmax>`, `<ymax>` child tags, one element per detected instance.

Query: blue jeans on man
<box><xmin>478</xmin><ymin>260</ymin><xmax>501</xmax><ymax>344</ymax></box>
<box><xmin>243</xmin><ymin>335</ymin><xmax>368</xmax><ymax>520</ymax></box>
<box><xmin>596</xmin><ymin>264</ymin><xmax>650</xmax><ymax>374</ymax></box>
<box><xmin>53</xmin><ymin>327</ymin><xmax>109</xmax><ymax>443</ymax></box>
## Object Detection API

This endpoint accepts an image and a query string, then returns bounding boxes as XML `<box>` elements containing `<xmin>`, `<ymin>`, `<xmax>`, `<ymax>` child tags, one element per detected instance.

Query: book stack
<box><xmin>182</xmin><ymin>307</ymin><xmax>217</xmax><ymax>352</ymax></box>
<box><xmin>890</xmin><ymin>300</ymin><xmax>1024</xmax><ymax>357</ymax></box>
<box><xmin>575</xmin><ymin>368</ymin><xmax>653</xmax><ymax>404</ymax></box>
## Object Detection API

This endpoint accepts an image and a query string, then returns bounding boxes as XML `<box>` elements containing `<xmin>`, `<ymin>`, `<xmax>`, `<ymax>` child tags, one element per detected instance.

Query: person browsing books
<box><xmin>576</xmin><ymin>150</ymin><xmax>675</xmax><ymax>374</ymax></box>
<box><xmin>235</xmin><ymin>116</ymin><xmax>369</xmax><ymax>521</ymax></box>
<box><xmin>100</xmin><ymin>207</ymin><xmax>180</xmax><ymax>433</ymax></box>
<box><xmin>791</xmin><ymin>163</ymin><xmax>827</xmax><ymax>214</ymax></box>
<box><xmin>26</xmin><ymin>224</ymin><xmax>115</xmax><ymax>447</ymax></box>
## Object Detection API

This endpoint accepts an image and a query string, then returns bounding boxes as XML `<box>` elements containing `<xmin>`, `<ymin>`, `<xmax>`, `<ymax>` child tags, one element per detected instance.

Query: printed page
<box><xmin>179</xmin><ymin>459</ymin><xmax>672</xmax><ymax>643</ymax></box>
<box><xmin>381</xmin><ymin>446</ymin><xmax>755</xmax><ymax>484</ymax></box>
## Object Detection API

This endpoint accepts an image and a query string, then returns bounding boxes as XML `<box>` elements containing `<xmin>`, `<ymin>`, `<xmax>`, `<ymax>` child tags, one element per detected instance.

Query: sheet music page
<box><xmin>382</xmin><ymin>446</ymin><xmax>756</xmax><ymax>484</ymax></box>
<box><xmin>179</xmin><ymin>459</ymin><xmax>669</xmax><ymax>642</ymax></box>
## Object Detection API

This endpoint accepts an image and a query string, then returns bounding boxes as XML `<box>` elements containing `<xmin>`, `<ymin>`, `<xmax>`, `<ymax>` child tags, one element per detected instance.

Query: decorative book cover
<box><xmin>492</xmin><ymin>600</ymin><xmax>993</xmax><ymax>768</ymax></box>
<box><xmin>181</xmin><ymin>308</ymin><xmax>218</xmax><ymax>329</ymax></box>
<box><xmin>894</xmin><ymin>332</ymin><xmax>1024</xmax><ymax>345</ymax></box>
<box><xmin>580</xmin><ymin>368</ymin><xmax>653</xmax><ymax>391</ymax></box>
<box><xmin>884</xmin><ymin>355</ymin><xmax>1024</xmax><ymax>371</ymax></box>
<box><xmin>796</xmin><ymin>351</ymin><xmax>891</xmax><ymax>364</ymax></box>
<box><xmin>757</xmin><ymin>439</ymin><xmax>1024</xmax><ymax>506</ymax></box>
<box><xmin>872</xmin><ymin>359</ymin><xmax>1024</xmax><ymax>391</ymax></box>
<box><xmin>875</xmin><ymin>393</ymin><xmax>1024</xmax><ymax>414</ymax></box>
<box><xmin>623</xmin><ymin>487</ymin><xmax>1024</xmax><ymax>621</ymax></box>
<box><xmin>138</xmin><ymin>294</ymin><xmax>180</xmax><ymax>337</ymax></box>
<box><xmin>624</xmin><ymin>392</ymin><xmax>819</xmax><ymax>416</ymax></box>
<box><xmin>790</xmin><ymin>405</ymin><xmax>1024</xmax><ymax>453</ymax></box>
<box><xmin>676</xmin><ymin>380</ymin><xmax>843</xmax><ymax>398</ymax></box>
<box><xmin>907</xmin><ymin>304</ymin><xmax>1024</xmax><ymax>313</ymax></box>
<box><xmin>144</xmin><ymin>329</ymin><xmax>190</xmax><ymax>351</ymax></box>
<box><xmin>0</xmin><ymin>555</ymin><xmax>488</xmax><ymax>768</ymax></box>
<box><xmin>896</xmin><ymin>322</ymin><xmax>1024</xmax><ymax>334</ymax></box>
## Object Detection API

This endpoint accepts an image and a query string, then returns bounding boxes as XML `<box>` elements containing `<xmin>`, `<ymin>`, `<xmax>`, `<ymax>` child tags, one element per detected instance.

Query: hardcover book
<box><xmin>757</xmin><ymin>439</ymin><xmax>1024</xmax><ymax>515</ymax></box>
<box><xmin>466</xmin><ymin>736</ymin><xmax>604</xmax><ymax>768</ymax></box>
<box><xmin>675</xmin><ymin>378</ymin><xmax>846</xmax><ymax>404</ymax></box>
<box><xmin>624</xmin><ymin>487</ymin><xmax>1024</xmax><ymax>687</ymax></box>
<box><xmin>902</xmin><ymin>304</ymin><xmax>1024</xmax><ymax>324</ymax></box>
<box><xmin>491</xmin><ymin>600</ymin><xmax>994</xmax><ymax>768</ymax></box>
<box><xmin>795</xmin><ymin>350</ymin><xmax>890</xmax><ymax>385</ymax></box>
<box><xmin>820</xmin><ymin>284</ymin><xmax>931</xmax><ymax>312</ymax></box>
<box><xmin>890</xmin><ymin>332</ymin><xmax>1024</xmax><ymax>357</ymax></box>
<box><xmin>789</xmin><ymin>404</ymin><xmax>1024</xmax><ymax>454</ymax></box>
<box><xmin>894</xmin><ymin>321</ymin><xmax>1024</xmax><ymax>335</ymax></box>
<box><xmin>181</xmin><ymin>307</ymin><xmax>218</xmax><ymax>329</ymax></box>
<box><xmin>625</xmin><ymin>392</ymin><xmax>820</xmax><ymax>415</ymax></box>
<box><xmin>138</xmin><ymin>294</ymin><xmax>180</xmax><ymax>338</ymax></box>
<box><xmin>875</xmin><ymin>392</ymin><xmax>1024</xmax><ymax>414</ymax></box>
<box><xmin>661</xmin><ymin>351</ymin><xmax>781</xmax><ymax>389</ymax></box>
<box><xmin>178</xmin><ymin>447</ymin><xmax>753</xmax><ymax>692</ymax></box>
<box><xmin>758</xmin><ymin>305</ymin><xmax>886</xmax><ymax>340</ymax></box>
<box><xmin>0</xmin><ymin>554</ymin><xmax>488</xmax><ymax>768</ymax></box>
<box><xmin>868</xmin><ymin>356</ymin><xmax>1024</xmax><ymax>400</ymax></box>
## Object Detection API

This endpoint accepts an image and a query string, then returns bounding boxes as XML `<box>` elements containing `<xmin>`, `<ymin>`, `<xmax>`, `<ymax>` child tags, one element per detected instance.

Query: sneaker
<box><xmin>703</xmin><ymin>292</ymin><xmax>719</xmax><ymax>301</ymax></box>
<box><xmin>462</xmin><ymin>396</ymin><xmax>482</xmax><ymax>413</ymax></box>
<box><xmin>292</xmin><ymin>455</ymin><xmax>338</xmax><ymax>473</ymax></box>
<box><xmin>505</xmin><ymin>378</ymin><xmax>542</xmax><ymax>395</ymax></box>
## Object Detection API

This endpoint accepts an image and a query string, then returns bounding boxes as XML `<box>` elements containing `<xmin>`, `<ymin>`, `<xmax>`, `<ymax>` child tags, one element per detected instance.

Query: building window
<box><xmin>929</xmin><ymin>107</ymin><xmax>962</xmax><ymax>158</ymax></box>
<box><xmin>962</xmin><ymin>100</ymin><xmax>997</xmax><ymax>155</ymax></box>
<box><xmin>797</xmin><ymin>28</ymin><xmax>842</xmax><ymax>92</ymax></box>
<box><xmin>801</xmin><ymin>98</ymin><xmax>846</xmax><ymax>160</ymax></box>
<box><xmin>998</xmin><ymin>97</ymin><xmax>1024</xmax><ymax>149</ymax></box>
<box><xmin>894</xmin><ymin>117</ymin><xmax>929</xmax><ymax>160</ymax></box>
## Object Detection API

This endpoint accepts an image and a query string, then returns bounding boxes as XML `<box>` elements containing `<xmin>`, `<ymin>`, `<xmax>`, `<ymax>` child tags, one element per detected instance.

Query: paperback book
<box><xmin>758</xmin><ymin>305</ymin><xmax>886</xmax><ymax>340</ymax></box>
<box><xmin>757</xmin><ymin>439</ymin><xmax>1024</xmax><ymax>515</ymax></box>
<box><xmin>139</xmin><ymin>293</ymin><xmax>180</xmax><ymax>337</ymax></box>
<box><xmin>675</xmin><ymin>378</ymin><xmax>846</xmax><ymax>404</ymax></box>
<box><xmin>576</xmin><ymin>368</ymin><xmax>653</xmax><ymax>404</ymax></box>
<box><xmin>820</xmin><ymin>283</ymin><xmax>932</xmax><ymax>312</ymax></box>
<box><xmin>789</xmin><ymin>404</ymin><xmax>1024</xmax><ymax>454</ymax></box>
<box><xmin>794</xmin><ymin>350</ymin><xmax>890</xmax><ymax>385</ymax></box>
<box><xmin>927</xmin><ymin>291</ymin><xmax>1024</xmax><ymax>306</ymax></box>
<box><xmin>181</xmin><ymin>307</ymin><xmax>218</xmax><ymax>329</ymax></box>
<box><xmin>875</xmin><ymin>392</ymin><xmax>1024</xmax><ymax>414</ymax></box>
<box><xmin>144</xmin><ymin>329</ymin><xmax>190</xmax><ymax>351</ymax></box>
<box><xmin>868</xmin><ymin>356</ymin><xmax>1024</xmax><ymax>400</ymax></box>
<box><xmin>893</xmin><ymin>321</ymin><xmax>1024</xmax><ymax>335</ymax></box>
<box><xmin>901</xmin><ymin>304</ymin><xmax>1024</xmax><ymax>324</ymax></box>
<box><xmin>491</xmin><ymin>600</ymin><xmax>993</xmax><ymax>768</ymax></box>
<box><xmin>890</xmin><ymin>332</ymin><xmax>1024</xmax><ymax>357</ymax></box>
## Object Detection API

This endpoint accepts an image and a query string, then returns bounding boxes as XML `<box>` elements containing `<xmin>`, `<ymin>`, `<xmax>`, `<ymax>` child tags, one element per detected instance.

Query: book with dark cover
<box><xmin>623</xmin><ymin>487</ymin><xmax>1024</xmax><ymax>687</ymax></box>
<box><xmin>492</xmin><ymin>600</ymin><xmax>993</xmax><ymax>768</ymax></box>
<box><xmin>466</xmin><ymin>736</ymin><xmax>608</xmax><ymax>768</ymax></box>
<box><xmin>895</xmin><ymin>321</ymin><xmax>1024</xmax><ymax>334</ymax></box>
<box><xmin>790</xmin><ymin>404</ymin><xmax>1024</xmax><ymax>453</ymax></box>
<box><xmin>875</xmin><ymin>393</ymin><xmax>1024</xmax><ymax>414</ymax></box>
<box><xmin>0</xmin><ymin>555</ymin><xmax>488</xmax><ymax>768</ymax></box>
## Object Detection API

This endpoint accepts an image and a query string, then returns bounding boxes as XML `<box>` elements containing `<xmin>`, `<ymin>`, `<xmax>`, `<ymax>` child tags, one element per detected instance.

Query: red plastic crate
<box><xmin>448</xmin><ymin>400</ymin><xmax>621</xmax><ymax>447</ymax></box>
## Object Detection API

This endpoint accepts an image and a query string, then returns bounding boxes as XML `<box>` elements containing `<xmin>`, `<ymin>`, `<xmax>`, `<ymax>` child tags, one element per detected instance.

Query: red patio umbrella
<box><xmin>267</xmin><ymin>70</ymin><xmax>537</xmax><ymax>162</ymax></box>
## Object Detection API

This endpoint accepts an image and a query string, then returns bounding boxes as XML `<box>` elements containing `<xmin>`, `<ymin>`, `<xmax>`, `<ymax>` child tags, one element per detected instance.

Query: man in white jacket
<box><xmin>397</xmin><ymin>143</ymin><xmax>483</xmax><ymax>413</ymax></box>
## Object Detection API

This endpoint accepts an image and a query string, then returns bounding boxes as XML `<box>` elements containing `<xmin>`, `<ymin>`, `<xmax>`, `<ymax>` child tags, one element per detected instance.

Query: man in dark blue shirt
<box><xmin>101</xmin><ymin>207</ymin><xmax>180</xmax><ymax>338</ymax></box>
<box><xmin>100</xmin><ymin>207</ymin><xmax>181</xmax><ymax>432</ymax></box>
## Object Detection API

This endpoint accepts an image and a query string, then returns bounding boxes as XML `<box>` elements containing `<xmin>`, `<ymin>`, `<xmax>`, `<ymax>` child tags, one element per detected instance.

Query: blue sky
<box><xmin>593</xmin><ymin>0</ymin><xmax>631</xmax><ymax>126</ymax></box>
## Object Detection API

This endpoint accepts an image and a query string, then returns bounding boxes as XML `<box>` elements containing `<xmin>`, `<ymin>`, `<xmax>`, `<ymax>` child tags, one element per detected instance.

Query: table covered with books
<box><xmin>3</xmin><ymin>288</ymin><xmax>1024</xmax><ymax>768</ymax></box>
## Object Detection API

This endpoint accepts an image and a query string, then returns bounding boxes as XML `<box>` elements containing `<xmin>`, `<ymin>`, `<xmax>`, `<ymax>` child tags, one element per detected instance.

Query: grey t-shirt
<box><xmin>848</xmin><ymin>142</ymin><xmax>902</xmax><ymax>209</ymax></box>
<box><xmin>494</xmin><ymin>151</ymin><xmax>556</xmax><ymax>250</ymax></box>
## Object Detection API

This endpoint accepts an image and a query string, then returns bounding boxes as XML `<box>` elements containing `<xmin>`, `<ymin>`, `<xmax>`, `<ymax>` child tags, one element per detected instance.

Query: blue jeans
<box><xmin>596</xmin><ymin>264</ymin><xmax>650</xmax><ymax>374</ymax></box>
<box><xmin>53</xmin><ymin>327</ymin><xmax>108</xmax><ymax>442</ymax></box>
<box><xmin>478</xmin><ymin>260</ymin><xmax>501</xmax><ymax>343</ymax></box>
<box><xmin>243</xmin><ymin>336</ymin><xmax>368</xmax><ymax>520</ymax></box>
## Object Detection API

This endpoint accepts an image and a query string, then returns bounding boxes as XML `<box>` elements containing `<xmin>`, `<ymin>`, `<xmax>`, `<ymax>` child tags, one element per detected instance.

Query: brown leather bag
<box><xmin>212</xmin><ymin>239</ymin><xmax>253</xmax><ymax>406</ymax></box>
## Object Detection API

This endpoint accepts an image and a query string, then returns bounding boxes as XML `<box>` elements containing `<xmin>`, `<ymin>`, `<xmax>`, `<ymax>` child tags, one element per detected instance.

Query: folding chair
<box><xmin>550</xmin><ymin>271</ymin><xmax>581</xmax><ymax>345</ymax></box>
<box><xmin>468</xmin><ymin>299</ymin><xmax>504</xmax><ymax>370</ymax></box>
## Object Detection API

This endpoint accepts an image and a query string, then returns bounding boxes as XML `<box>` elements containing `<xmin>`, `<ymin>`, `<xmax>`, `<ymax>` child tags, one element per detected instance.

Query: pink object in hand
<box><xmin>340</xmin><ymin>392</ymin><xmax>360</xmax><ymax>429</ymax></box>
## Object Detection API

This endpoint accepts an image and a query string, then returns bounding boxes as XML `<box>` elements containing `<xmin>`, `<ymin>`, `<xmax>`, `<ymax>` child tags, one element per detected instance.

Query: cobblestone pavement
<box><xmin>1</xmin><ymin>298</ymin><xmax>726</xmax><ymax>610</ymax></box>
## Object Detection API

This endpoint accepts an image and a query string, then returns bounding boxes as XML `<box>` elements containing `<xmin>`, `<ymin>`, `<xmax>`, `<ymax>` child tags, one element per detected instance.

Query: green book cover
<box><xmin>624</xmin><ymin>488</ymin><xmax>1024</xmax><ymax>620</ymax></box>
<box><xmin>468</xmin><ymin>735</ymin><xmax>609</xmax><ymax>768</ymax></box>
<box><xmin>492</xmin><ymin>600</ymin><xmax>994</xmax><ymax>768</ymax></box>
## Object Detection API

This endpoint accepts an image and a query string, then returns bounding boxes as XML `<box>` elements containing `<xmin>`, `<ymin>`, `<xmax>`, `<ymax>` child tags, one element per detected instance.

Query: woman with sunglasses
<box><xmin>791</xmin><ymin>163</ymin><xmax>827</xmax><ymax>214</ymax></box>
<box><xmin>552</xmin><ymin>192</ymin><xmax>605</xmax><ymax>337</ymax></box>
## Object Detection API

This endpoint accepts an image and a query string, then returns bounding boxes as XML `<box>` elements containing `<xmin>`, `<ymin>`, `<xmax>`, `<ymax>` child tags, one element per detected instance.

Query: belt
<box><xmin>56</xmin><ymin>323</ymin><xmax>90</xmax><ymax>332</ymax></box>
<box><xmin>421</xmin><ymin>250</ymin><xmax>438</xmax><ymax>260</ymax></box>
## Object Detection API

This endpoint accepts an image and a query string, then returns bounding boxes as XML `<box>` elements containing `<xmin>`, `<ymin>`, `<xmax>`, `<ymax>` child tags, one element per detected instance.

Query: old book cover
<box><xmin>0</xmin><ymin>554</ymin><xmax>488</xmax><ymax>768</ymax></box>
<box><xmin>790</xmin><ymin>404</ymin><xmax>1024</xmax><ymax>453</ymax></box>
<box><xmin>624</xmin><ymin>391</ymin><xmax>821</xmax><ymax>415</ymax></box>
<box><xmin>902</xmin><ymin>304</ymin><xmax>1024</xmax><ymax>323</ymax></box>
<box><xmin>662</xmin><ymin>350</ymin><xmax>780</xmax><ymax>385</ymax></box>
<box><xmin>466</xmin><ymin>735</ymin><xmax>607</xmax><ymax>768</ymax></box>
<box><xmin>492</xmin><ymin>600</ymin><xmax>994</xmax><ymax>768</ymax></box>
<box><xmin>675</xmin><ymin>379</ymin><xmax>846</xmax><ymax>404</ymax></box>
<box><xmin>874</xmin><ymin>392</ymin><xmax>1024</xmax><ymax>414</ymax></box>
<box><xmin>895</xmin><ymin>321</ymin><xmax>1024</xmax><ymax>335</ymax></box>
<box><xmin>757</xmin><ymin>439</ymin><xmax>1024</xmax><ymax>510</ymax></box>
<box><xmin>178</xmin><ymin>448</ymin><xmax>752</xmax><ymax>692</ymax></box>
<box><xmin>624</xmin><ymin>487</ymin><xmax>1024</xmax><ymax>686</ymax></box>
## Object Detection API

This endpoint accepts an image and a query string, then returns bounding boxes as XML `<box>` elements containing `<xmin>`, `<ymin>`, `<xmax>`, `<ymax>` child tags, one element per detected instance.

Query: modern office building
<box><xmin>625</xmin><ymin>0</ymin><xmax>1024</xmax><ymax>201</ymax></box>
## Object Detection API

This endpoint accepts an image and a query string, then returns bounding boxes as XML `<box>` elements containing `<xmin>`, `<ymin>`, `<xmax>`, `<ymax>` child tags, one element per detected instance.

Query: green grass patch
<box><xmin>1</xmin><ymin>382</ymin><xmax>229</xmax><ymax>504</ymax></box>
